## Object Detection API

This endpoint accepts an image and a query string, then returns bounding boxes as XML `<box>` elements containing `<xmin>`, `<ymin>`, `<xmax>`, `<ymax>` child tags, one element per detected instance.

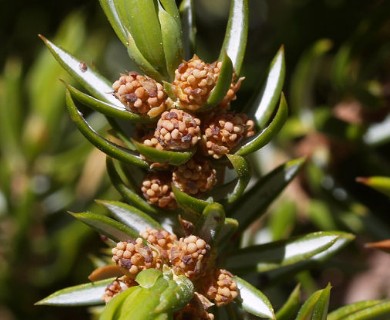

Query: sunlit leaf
<box><xmin>229</xmin><ymin>158</ymin><xmax>305</xmax><ymax>232</ymax></box>
<box><xmin>66</xmin><ymin>83</ymin><xmax>152</xmax><ymax>122</ymax></box>
<box><xmin>179</xmin><ymin>0</ymin><xmax>196</xmax><ymax>59</ymax></box>
<box><xmin>236</xmin><ymin>92</ymin><xmax>288</xmax><ymax>156</ymax></box>
<box><xmin>39</xmin><ymin>35</ymin><xmax>121</xmax><ymax>107</ymax></box>
<box><xmin>65</xmin><ymin>90</ymin><xmax>148</xmax><ymax>169</ymax></box>
<box><xmin>226</xmin><ymin>154</ymin><xmax>251</xmax><ymax>204</ymax></box>
<box><xmin>296</xmin><ymin>284</ymin><xmax>331</xmax><ymax>320</ymax></box>
<box><xmin>96</xmin><ymin>200</ymin><xmax>162</xmax><ymax>234</ymax></box>
<box><xmin>235</xmin><ymin>276</ymin><xmax>275</xmax><ymax>319</ymax></box>
<box><xmin>226</xmin><ymin>232</ymin><xmax>353</xmax><ymax>273</ymax></box>
<box><xmin>172</xmin><ymin>185</ymin><xmax>208</xmax><ymax>219</ymax></box>
<box><xmin>251</xmin><ymin>46</ymin><xmax>285</xmax><ymax>128</ymax></box>
<box><xmin>219</xmin><ymin>0</ymin><xmax>248</xmax><ymax>75</ymax></box>
<box><xmin>70</xmin><ymin>211</ymin><xmax>137</xmax><ymax>241</ymax></box>
<box><xmin>100</xmin><ymin>269</ymin><xmax>193</xmax><ymax>320</ymax></box>
<box><xmin>132</xmin><ymin>139</ymin><xmax>194</xmax><ymax>166</ymax></box>
<box><xmin>126</xmin><ymin>31</ymin><xmax>165</xmax><ymax>81</ymax></box>
<box><xmin>99</xmin><ymin>0</ymin><xmax>127</xmax><ymax>45</ymax></box>
<box><xmin>115</xmin><ymin>0</ymin><xmax>167</xmax><ymax>77</ymax></box>
<box><xmin>36</xmin><ymin>279</ymin><xmax>113</xmax><ymax>306</ymax></box>
<box><xmin>204</xmin><ymin>52</ymin><xmax>233</xmax><ymax>109</ymax></box>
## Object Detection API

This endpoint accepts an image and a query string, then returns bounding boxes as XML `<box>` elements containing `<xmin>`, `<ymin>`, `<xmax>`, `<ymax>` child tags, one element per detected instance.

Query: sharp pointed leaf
<box><xmin>132</xmin><ymin>139</ymin><xmax>195</xmax><ymax>166</ymax></box>
<box><xmin>237</xmin><ymin>92</ymin><xmax>288</xmax><ymax>156</ymax></box>
<box><xmin>195</xmin><ymin>202</ymin><xmax>225</xmax><ymax>244</ymax></box>
<box><xmin>65</xmin><ymin>90</ymin><xmax>148</xmax><ymax>169</ymax></box>
<box><xmin>235</xmin><ymin>276</ymin><xmax>275</xmax><ymax>319</ymax></box>
<box><xmin>97</xmin><ymin>200</ymin><xmax>162</xmax><ymax>234</ymax></box>
<box><xmin>66</xmin><ymin>83</ymin><xmax>153</xmax><ymax>122</ymax></box>
<box><xmin>311</xmin><ymin>283</ymin><xmax>331</xmax><ymax>320</ymax></box>
<box><xmin>296</xmin><ymin>284</ymin><xmax>331</xmax><ymax>320</ymax></box>
<box><xmin>70</xmin><ymin>211</ymin><xmax>137</xmax><ymax>241</ymax></box>
<box><xmin>275</xmin><ymin>284</ymin><xmax>301</xmax><ymax>320</ymax></box>
<box><xmin>226</xmin><ymin>154</ymin><xmax>251</xmax><ymax>203</ymax></box>
<box><xmin>251</xmin><ymin>46</ymin><xmax>285</xmax><ymax>127</ymax></box>
<box><xmin>356</xmin><ymin>176</ymin><xmax>390</xmax><ymax>198</ymax></box>
<box><xmin>39</xmin><ymin>35</ymin><xmax>121</xmax><ymax>107</ymax></box>
<box><xmin>219</xmin><ymin>0</ymin><xmax>248</xmax><ymax>75</ymax></box>
<box><xmin>226</xmin><ymin>232</ymin><xmax>353</xmax><ymax>273</ymax></box>
<box><xmin>35</xmin><ymin>278</ymin><xmax>113</xmax><ymax>306</ymax></box>
<box><xmin>205</xmin><ymin>52</ymin><xmax>233</xmax><ymax>108</ymax></box>
<box><xmin>230</xmin><ymin>158</ymin><xmax>305</xmax><ymax>232</ymax></box>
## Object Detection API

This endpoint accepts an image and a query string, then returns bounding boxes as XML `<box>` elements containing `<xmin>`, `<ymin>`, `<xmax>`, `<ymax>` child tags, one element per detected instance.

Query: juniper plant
<box><xmin>35</xmin><ymin>1</ymin><xmax>390</xmax><ymax>319</ymax></box>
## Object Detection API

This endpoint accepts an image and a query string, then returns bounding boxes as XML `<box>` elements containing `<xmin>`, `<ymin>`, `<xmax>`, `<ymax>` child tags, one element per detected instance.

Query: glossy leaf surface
<box><xmin>99</xmin><ymin>0</ymin><xmax>127</xmax><ymax>45</ymax></box>
<box><xmin>252</xmin><ymin>46</ymin><xmax>285</xmax><ymax>127</ymax></box>
<box><xmin>39</xmin><ymin>35</ymin><xmax>121</xmax><ymax>107</ymax></box>
<box><xmin>100</xmin><ymin>269</ymin><xmax>193</xmax><ymax>320</ymax></box>
<box><xmin>65</xmin><ymin>90</ymin><xmax>148</xmax><ymax>169</ymax></box>
<box><xmin>115</xmin><ymin>0</ymin><xmax>167</xmax><ymax>78</ymax></box>
<box><xmin>36</xmin><ymin>278</ymin><xmax>113</xmax><ymax>306</ymax></box>
<box><xmin>179</xmin><ymin>0</ymin><xmax>196</xmax><ymax>59</ymax></box>
<box><xmin>132</xmin><ymin>139</ymin><xmax>194</xmax><ymax>166</ymax></box>
<box><xmin>230</xmin><ymin>158</ymin><xmax>305</xmax><ymax>232</ymax></box>
<box><xmin>237</xmin><ymin>92</ymin><xmax>288</xmax><ymax>156</ymax></box>
<box><xmin>226</xmin><ymin>232</ymin><xmax>353</xmax><ymax>273</ymax></box>
<box><xmin>70</xmin><ymin>212</ymin><xmax>137</xmax><ymax>241</ymax></box>
<box><xmin>205</xmin><ymin>52</ymin><xmax>233</xmax><ymax>109</ymax></box>
<box><xmin>219</xmin><ymin>0</ymin><xmax>248</xmax><ymax>75</ymax></box>
<box><xmin>235</xmin><ymin>276</ymin><xmax>275</xmax><ymax>319</ymax></box>
<box><xmin>226</xmin><ymin>154</ymin><xmax>251</xmax><ymax>204</ymax></box>
<box><xmin>172</xmin><ymin>185</ymin><xmax>209</xmax><ymax>218</ymax></box>
<box><xmin>97</xmin><ymin>200</ymin><xmax>162</xmax><ymax>234</ymax></box>
<box><xmin>296</xmin><ymin>284</ymin><xmax>331</xmax><ymax>320</ymax></box>
<box><xmin>66</xmin><ymin>83</ymin><xmax>151</xmax><ymax>122</ymax></box>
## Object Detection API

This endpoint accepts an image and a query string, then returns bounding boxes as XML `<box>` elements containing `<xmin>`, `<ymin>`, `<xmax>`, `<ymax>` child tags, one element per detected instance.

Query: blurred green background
<box><xmin>1</xmin><ymin>0</ymin><xmax>390</xmax><ymax>319</ymax></box>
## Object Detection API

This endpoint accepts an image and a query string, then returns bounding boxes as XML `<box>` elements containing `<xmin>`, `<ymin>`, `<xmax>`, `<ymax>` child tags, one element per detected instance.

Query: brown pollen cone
<box><xmin>201</xmin><ymin>111</ymin><xmax>255</xmax><ymax>159</ymax></box>
<box><xmin>112</xmin><ymin>238</ymin><xmax>159</xmax><ymax>277</ymax></box>
<box><xmin>141</xmin><ymin>172</ymin><xmax>176</xmax><ymax>209</ymax></box>
<box><xmin>112</xmin><ymin>72</ymin><xmax>167</xmax><ymax>117</ymax></box>
<box><xmin>173</xmin><ymin>55</ymin><xmax>219</xmax><ymax>111</ymax></box>
<box><xmin>201</xmin><ymin>269</ymin><xmax>238</xmax><ymax>306</ymax></box>
<box><xmin>172</xmin><ymin>158</ymin><xmax>217</xmax><ymax>195</ymax></box>
<box><xmin>169</xmin><ymin>235</ymin><xmax>210</xmax><ymax>280</ymax></box>
<box><xmin>154</xmin><ymin>109</ymin><xmax>201</xmax><ymax>151</ymax></box>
